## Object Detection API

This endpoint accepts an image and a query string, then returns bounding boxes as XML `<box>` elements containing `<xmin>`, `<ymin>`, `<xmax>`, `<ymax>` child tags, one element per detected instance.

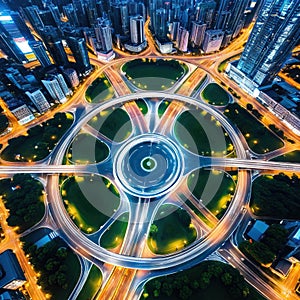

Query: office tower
<box><xmin>95</xmin><ymin>19</ymin><xmax>113</xmax><ymax>52</ymax></box>
<box><xmin>130</xmin><ymin>16</ymin><xmax>145</xmax><ymax>44</ymax></box>
<box><xmin>110</xmin><ymin>5</ymin><xmax>122</xmax><ymax>34</ymax></box>
<box><xmin>66</xmin><ymin>36</ymin><xmax>91</xmax><ymax>74</ymax></box>
<box><xmin>170</xmin><ymin>21</ymin><xmax>180</xmax><ymax>41</ymax></box>
<box><xmin>62</xmin><ymin>68</ymin><xmax>79</xmax><ymax>88</ymax></box>
<box><xmin>214</xmin><ymin>0</ymin><xmax>248</xmax><ymax>39</ymax></box>
<box><xmin>154</xmin><ymin>8</ymin><xmax>167</xmax><ymax>38</ymax></box>
<box><xmin>202</xmin><ymin>29</ymin><xmax>224</xmax><ymax>53</ymax></box>
<box><xmin>48</xmin><ymin>4</ymin><xmax>61</xmax><ymax>27</ymax></box>
<box><xmin>10</xmin><ymin>11</ymin><xmax>34</xmax><ymax>42</ymax></box>
<box><xmin>28</xmin><ymin>41</ymin><xmax>51</xmax><ymax>67</ymax></box>
<box><xmin>0</xmin><ymin>10</ymin><xmax>35</xmax><ymax>62</ymax></box>
<box><xmin>40</xmin><ymin>27</ymin><xmax>69</xmax><ymax>66</ymax></box>
<box><xmin>72</xmin><ymin>0</ymin><xmax>89</xmax><ymax>27</ymax></box>
<box><xmin>54</xmin><ymin>73</ymin><xmax>71</xmax><ymax>96</ymax></box>
<box><xmin>120</xmin><ymin>4</ymin><xmax>129</xmax><ymax>35</ymax></box>
<box><xmin>42</xmin><ymin>77</ymin><xmax>67</xmax><ymax>103</ymax></box>
<box><xmin>23</xmin><ymin>6</ymin><xmax>45</xmax><ymax>32</ymax></box>
<box><xmin>176</xmin><ymin>26</ymin><xmax>189</xmax><ymax>52</ymax></box>
<box><xmin>190</xmin><ymin>21</ymin><xmax>206</xmax><ymax>47</ymax></box>
<box><xmin>25</xmin><ymin>89</ymin><xmax>50</xmax><ymax>113</ymax></box>
<box><xmin>0</xmin><ymin>33</ymin><xmax>27</xmax><ymax>63</ymax></box>
<box><xmin>237</xmin><ymin>0</ymin><xmax>300</xmax><ymax>86</ymax></box>
<box><xmin>63</xmin><ymin>4</ymin><xmax>80</xmax><ymax>27</ymax></box>
<box><xmin>195</xmin><ymin>1</ymin><xmax>216</xmax><ymax>28</ymax></box>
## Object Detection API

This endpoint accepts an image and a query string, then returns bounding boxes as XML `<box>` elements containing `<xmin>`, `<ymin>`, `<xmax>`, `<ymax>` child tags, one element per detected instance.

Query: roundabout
<box><xmin>46</xmin><ymin>91</ymin><xmax>252</xmax><ymax>270</ymax></box>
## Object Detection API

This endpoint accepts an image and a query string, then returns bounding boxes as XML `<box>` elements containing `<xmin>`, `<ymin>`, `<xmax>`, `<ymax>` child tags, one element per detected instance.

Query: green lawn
<box><xmin>1</xmin><ymin>112</ymin><xmax>73</xmax><ymax>162</ymax></box>
<box><xmin>85</xmin><ymin>75</ymin><xmax>115</xmax><ymax>103</ymax></box>
<box><xmin>122</xmin><ymin>58</ymin><xmax>187</xmax><ymax>90</ymax></box>
<box><xmin>224</xmin><ymin>103</ymin><xmax>284</xmax><ymax>154</ymax></box>
<box><xmin>136</xmin><ymin>99</ymin><xmax>148</xmax><ymax>115</ymax></box>
<box><xmin>187</xmin><ymin>169</ymin><xmax>235</xmax><ymax>218</ymax></box>
<box><xmin>100</xmin><ymin>213</ymin><xmax>129</xmax><ymax>249</ymax></box>
<box><xmin>147</xmin><ymin>204</ymin><xmax>197</xmax><ymax>254</ymax></box>
<box><xmin>272</xmin><ymin>150</ymin><xmax>300</xmax><ymax>163</ymax></box>
<box><xmin>77</xmin><ymin>265</ymin><xmax>102</xmax><ymax>300</ymax></box>
<box><xmin>88</xmin><ymin>108</ymin><xmax>132</xmax><ymax>142</ymax></box>
<box><xmin>67</xmin><ymin>133</ymin><xmax>109</xmax><ymax>164</ymax></box>
<box><xmin>175</xmin><ymin>110</ymin><xmax>231</xmax><ymax>156</ymax></box>
<box><xmin>202</xmin><ymin>83</ymin><xmax>230</xmax><ymax>106</ymax></box>
<box><xmin>158</xmin><ymin>100</ymin><xmax>170</xmax><ymax>117</ymax></box>
<box><xmin>61</xmin><ymin>176</ymin><xmax>120</xmax><ymax>234</ymax></box>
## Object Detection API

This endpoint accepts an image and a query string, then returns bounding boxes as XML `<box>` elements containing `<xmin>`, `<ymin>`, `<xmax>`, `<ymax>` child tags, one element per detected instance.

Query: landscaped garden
<box><xmin>67</xmin><ymin>133</ymin><xmax>109</xmax><ymax>164</ymax></box>
<box><xmin>61</xmin><ymin>175</ymin><xmax>120</xmax><ymax>234</ymax></box>
<box><xmin>188</xmin><ymin>169</ymin><xmax>235</xmax><ymax>218</ymax></box>
<box><xmin>21</xmin><ymin>235</ymin><xmax>81</xmax><ymax>300</ymax></box>
<box><xmin>122</xmin><ymin>58</ymin><xmax>187</xmax><ymax>91</ymax></box>
<box><xmin>88</xmin><ymin>108</ymin><xmax>132</xmax><ymax>142</ymax></box>
<box><xmin>0</xmin><ymin>174</ymin><xmax>45</xmax><ymax>233</ymax></box>
<box><xmin>224</xmin><ymin>103</ymin><xmax>284</xmax><ymax>154</ymax></box>
<box><xmin>201</xmin><ymin>83</ymin><xmax>230</xmax><ymax>106</ymax></box>
<box><xmin>100</xmin><ymin>212</ymin><xmax>129</xmax><ymax>249</ymax></box>
<box><xmin>85</xmin><ymin>75</ymin><xmax>114</xmax><ymax>103</ymax></box>
<box><xmin>147</xmin><ymin>204</ymin><xmax>197</xmax><ymax>254</ymax></box>
<box><xmin>77</xmin><ymin>265</ymin><xmax>102</xmax><ymax>300</ymax></box>
<box><xmin>250</xmin><ymin>173</ymin><xmax>300</xmax><ymax>219</ymax></box>
<box><xmin>1</xmin><ymin>112</ymin><xmax>73</xmax><ymax>162</ymax></box>
<box><xmin>141</xmin><ymin>260</ymin><xmax>264</xmax><ymax>300</ymax></box>
<box><xmin>175</xmin><ymin>110</ymin><xmax>231</xmax><ymax>156</ymax></box>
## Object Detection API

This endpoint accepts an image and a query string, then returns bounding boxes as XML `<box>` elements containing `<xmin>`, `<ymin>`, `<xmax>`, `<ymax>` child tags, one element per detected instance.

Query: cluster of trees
<box><xmin>245</xmin><ymin>103</ymin><xmax>263</xmax><ymax>120</ymax></box>
<box><xmin>0</xmin><ymin>113</ymin><xmax>8</xmax><ymax>134</ymax></box>
<box><xmin>3</xmin><ymin>112</ymin><xmax>73</xmax><ymax>162</ymax></box>
<box><xmin>143</xmin><ymin>261</ymin><xmax>254</xmax><ymax>300</ymax></box>
<box><xmin>0</xmin><ymin>174</ymin><xmax>45</xmax><ymax>233</ymax></box>
<box><xmin>22</xmin><ymin>238</ymin><xmax>70</xmax><ymax>292</ymax></box>
<box><xmin>240</xmin><ymin>224</ymin><xmax>288</xmax><ymax>265</ymax></box>
<box><xmin>251</xmin><ymin>173</ymin><xmax>300</xmax><ymax>219</ymax></box>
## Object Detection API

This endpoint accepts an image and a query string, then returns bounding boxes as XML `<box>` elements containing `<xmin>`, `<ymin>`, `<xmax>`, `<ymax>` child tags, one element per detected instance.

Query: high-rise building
<box><xmin>54</xmin><ymin>73</ymin><xmax>71</xmax><ymax>96</ymax></box>
<box><xmin>176</xmin><ymin>26</ymin><xmax>189</xmax><ymax>52</ymax></box>
<box><xmin>63</xmin><ymin>4</ymin><xmax>79</xmax><ymax>27</ymax></box>
<box><xmin>22</xmin><ymin>6</ymin><xmax>45</xmax><ymax>32</ymax></box>
<box><xmin>202</xmin><ymin>29</ymin><xmax>224</xmax><ymax>53</ymax></box>
<box><xmin>190</xmin><ymin>21</ymin><xmax>206</xmax><ymax>47</ymax></box>
<box><xmin>95</xmin><ymin>18</ymin><xmax>113</xmax><ymax>52</ymax></box>
<box><xmin>66</xmin><ymin>36</ymin><xmax>91</xmax><ymax>74</ymax></box>
<box><xmin>0</xmin><ymin>10</ymin><xmax>35</xmax><ymax>62</ymax></box>
<box><xmin>237</xmin><ymin>0</ymin><xmax>300</xmax><ymax>86</ymax></box>
<box><xmin>29</xmin><ymin>41</ymin><xmax>52</xmax><ymax>67</ymax></box>
<box><xmin>25</xmin><ymin>89</ymin><xmax>50</xmax><ymax>113</ymax></box>
<box><xmin>130</xmin><ymin>16</ymin><xmax>145</xmax><ymax>45</ymax></box>
<box><xmin>62</xmin><ymin>68</ymin><xmax>79</xmax><ymax>88</ymax></box>
<box><xmin>154</xmin><ymin>8</ymin><xmax>167</xmax><ymax>38</ymax></box>
<box><xmin>42</xmin><ymin>77</ymin><xmax>67</xmax><ymax>103</ymax></box>
<box><xmin>195</xmin><ymin>1</ymin><xmax>216</xmax><ymax>28</ymax></box>
<box><xmin>40</xmin><ymin>27</ymin><xmax>69</xmax><ymax>66</ymax></box>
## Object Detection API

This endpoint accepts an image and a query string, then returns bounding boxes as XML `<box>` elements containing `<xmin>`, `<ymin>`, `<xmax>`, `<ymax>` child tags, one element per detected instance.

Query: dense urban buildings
<box><xmin>0</xmin><ymin>1</ymin><xmax>298</xmax><ymax>300</ymax></box>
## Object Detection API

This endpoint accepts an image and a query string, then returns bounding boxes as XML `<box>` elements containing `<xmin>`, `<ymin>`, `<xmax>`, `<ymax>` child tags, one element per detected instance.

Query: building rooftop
<box><xmin>273</xmin><ymin>259</ymin><xmax>293</xmax><ymax>277</ymax></box>
<box><xmin>248</xmin><ymin>220</ymin><xmax>269</xmax><ymax>242</ymax></box>
<box><xmin>0</xmin><ymin>250</ymin><xmax>26</xmax><ymax>290</ymax></box>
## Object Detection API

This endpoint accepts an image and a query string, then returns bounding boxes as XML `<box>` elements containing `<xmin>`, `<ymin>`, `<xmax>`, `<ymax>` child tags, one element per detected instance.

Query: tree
<box><xmin>221</xmin><ymin>272</ymin><xmax>233</xmax><ymax>286</ymax></box>
<box><xmin>179</xmin><ymin>286</ymin><xmax>192</xmax><ymax>300</ymax></box>
<box><xmin>246</xmin><ymin>103</ymin><xmax>253</xmax><ymax>111</ymax></box>
<box><xmin>149</xmin><ymin>224</ymin><xmax>158</xmax><ymax>237</ymax></box>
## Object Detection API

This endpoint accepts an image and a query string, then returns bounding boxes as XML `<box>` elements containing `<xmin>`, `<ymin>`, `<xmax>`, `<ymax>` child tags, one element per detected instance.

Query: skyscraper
<box><xmin>176</xmin><ymin>26</ymin><xmax>189</xmax><ymax>52</ymax></box>
<box><xmin>95</xmin><ymin>18</ymin><xmax>113</xmax><ymax>52</ymax></box>
<box><xmin>190</xmin><ymin>21</ymin><xmax>207</xmax><ymax>47</ymax></box>
<box><xmin>237</xmin><ymin>0</ymin><xmax>300</xmax><ymax>86</ymax></box>
<box><xmin>42</xmin><ymin>77</ymin><xmax>67</xmax><ymax>103</ymax></box>
<box><xmin>29</xmin><ymin>41</ymin><xmax>52</xmax><ymax>67</ymax></box>
<box><xmin>25</xmin><ymin>89</ymin><xmax>50</xmax><ymax>113</ymax></box>
<box><xmin>130</xmin><ymin>16</ymin><xmax>145</xmax><ymax>45</ymax></box>
<box><xmin>202</xmin><ymin>29</ymin><xmax>224</xmax><ymax>53</ymax></box>
<box><xmin>66</xmin><ymin>36</ymin><xmax>91</xmax><ymax>74</ymax></box>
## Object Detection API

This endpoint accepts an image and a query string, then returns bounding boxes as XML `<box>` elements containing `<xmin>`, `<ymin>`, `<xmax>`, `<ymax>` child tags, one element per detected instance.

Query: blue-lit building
<box><xmin>237</xmin><ymin>0</ymin><xmax>300</xmax><ymax>86</ymax></box>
